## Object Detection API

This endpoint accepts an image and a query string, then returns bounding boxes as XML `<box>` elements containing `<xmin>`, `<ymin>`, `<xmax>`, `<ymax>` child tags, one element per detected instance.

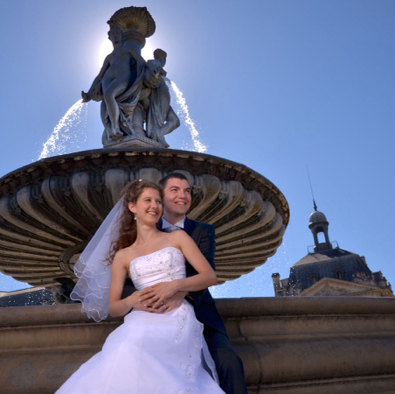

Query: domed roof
<box><xmin>309</xmin><ymin>210</ymin><xmax>328</xmax><ymax>224</ymax></box>
<box><xmin>288</xmin><ymin>248</ymin><xmax>373</xmax><ymax>293</ymax></box>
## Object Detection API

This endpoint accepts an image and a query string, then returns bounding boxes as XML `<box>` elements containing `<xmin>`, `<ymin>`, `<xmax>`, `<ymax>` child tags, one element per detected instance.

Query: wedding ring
<box><xmin>163</xmin><ymin>304</ymin><xmax>167</xmax><ymax>310</ymax></box>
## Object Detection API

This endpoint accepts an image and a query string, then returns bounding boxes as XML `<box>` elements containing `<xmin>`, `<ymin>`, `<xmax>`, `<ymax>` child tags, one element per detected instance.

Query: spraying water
<box><xmin>165</xmin><ymin>79</ymin><xmax>207</xmax><ymax>153</ymax></box>
<box><xmin>38</xmin><ymin>100</ymin><xmax>88</xmax><ymax>160</ymax></box>
<box><xmin>210</xmin><ymin>242</ymin><xmax>293</xmax><ymax>298</ymax></box>
<box><xmin>38</xmin><ymin>80</ymin><xmax>205</xmax><ymax>159</ymax></box>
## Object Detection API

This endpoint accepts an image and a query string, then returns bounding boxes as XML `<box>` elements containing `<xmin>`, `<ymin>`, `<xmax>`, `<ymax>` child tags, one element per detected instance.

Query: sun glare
<box><xmin>141</xmin><ymin>41</ymin><xmax>155</xmax><ymax>61</ymax></box>
<box><xmin>98</xmin><ymin>38</ymin><xmax>155</xmax><ymax>69</ymax></box>
<box><xmin>98</xmin><ymin>38</ymin><xmax>112</xmax><ymax>68</ymax></box>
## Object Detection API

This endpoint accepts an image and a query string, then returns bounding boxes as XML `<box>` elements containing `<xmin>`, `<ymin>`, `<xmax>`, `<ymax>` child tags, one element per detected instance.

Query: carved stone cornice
<box><xmin>299</xmin><ymin>277</ymin><xmax>394</xmax><ymax>297</ymax></box>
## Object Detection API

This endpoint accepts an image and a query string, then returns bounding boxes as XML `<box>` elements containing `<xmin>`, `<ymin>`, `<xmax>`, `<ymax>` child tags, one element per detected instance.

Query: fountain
<box><xmin>1</xmin><ymin>6</ymin><xmax>395</xmax><ymax>394</ymax></box>
<box><xmin>0</xmin><ymin>5</ymin><xmax>288</xmax><ymax>295</ymax></box>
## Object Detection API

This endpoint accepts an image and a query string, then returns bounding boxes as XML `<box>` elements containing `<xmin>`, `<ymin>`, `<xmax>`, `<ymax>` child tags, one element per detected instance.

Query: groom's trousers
<box><xmin>204</xmin><ymin>325</ymin><xmax>248</xmax><ymax>394</ymax></box>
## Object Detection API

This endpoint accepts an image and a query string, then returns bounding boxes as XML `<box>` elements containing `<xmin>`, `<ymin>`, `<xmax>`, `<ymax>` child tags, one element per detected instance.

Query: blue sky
<box><xmin>1</xmin><ymin>0</ymin><xmax>394</xmax><ymax>297</ymax></box>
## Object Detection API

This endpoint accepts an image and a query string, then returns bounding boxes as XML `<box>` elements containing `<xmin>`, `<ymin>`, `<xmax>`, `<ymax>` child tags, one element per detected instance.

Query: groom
<box><xmin>123</xmin><ymin>173</ymin><xmax>247</xmax><ymax>394</ymax></box>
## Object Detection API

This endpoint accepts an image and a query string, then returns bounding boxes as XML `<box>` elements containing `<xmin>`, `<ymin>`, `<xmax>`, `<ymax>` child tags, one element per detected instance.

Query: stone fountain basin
<box><xmin>0</xmin><ymin>148</ymin><xmax>289</xmax><ymax>288</ymax></box>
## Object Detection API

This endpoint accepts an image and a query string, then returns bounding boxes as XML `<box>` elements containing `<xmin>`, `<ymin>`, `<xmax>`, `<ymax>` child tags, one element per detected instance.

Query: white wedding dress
<box><xmin>56</xmin><ymin>247</ymin><xmax>225</xmax><ymax>394</ymax></box>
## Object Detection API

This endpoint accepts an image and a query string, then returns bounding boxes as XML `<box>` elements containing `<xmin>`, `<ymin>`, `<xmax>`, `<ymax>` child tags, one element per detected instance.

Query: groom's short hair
<box><xmin>159</xmin><ymin>172</ymin><xmax>190</xmax><ymax>189</ymax></box>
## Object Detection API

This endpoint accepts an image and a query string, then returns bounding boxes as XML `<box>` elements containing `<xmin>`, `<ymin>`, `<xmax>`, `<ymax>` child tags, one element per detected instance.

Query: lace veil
<box><xmin>70</xmin><ymin>199</ymin><xmax>123</xmax><ymax>322</ymax></box>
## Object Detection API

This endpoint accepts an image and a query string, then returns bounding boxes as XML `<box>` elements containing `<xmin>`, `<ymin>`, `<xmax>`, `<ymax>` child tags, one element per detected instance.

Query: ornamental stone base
<box><xmin>1</xmin><ymin>297</ymin><xmax>395</xmax><ymax>393</ymax></box>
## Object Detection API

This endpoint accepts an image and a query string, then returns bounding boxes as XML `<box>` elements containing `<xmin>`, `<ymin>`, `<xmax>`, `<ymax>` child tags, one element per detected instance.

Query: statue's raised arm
<box><xmin>81</xmin><ymin>28</ymin><xmax>124</xmax><ymax>104</ymax></box>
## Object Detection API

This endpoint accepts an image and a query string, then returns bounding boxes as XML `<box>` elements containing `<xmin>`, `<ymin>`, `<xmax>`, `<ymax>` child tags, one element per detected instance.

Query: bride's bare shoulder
<box><xmin>113</xmin><ymin>246</ymin><xmax>134</xmax><ymax>267</ymax></box>
<box><xmin>169</xmin><ymin>229</ymin><xmax>192</xmax><ymax>244</ymax></box>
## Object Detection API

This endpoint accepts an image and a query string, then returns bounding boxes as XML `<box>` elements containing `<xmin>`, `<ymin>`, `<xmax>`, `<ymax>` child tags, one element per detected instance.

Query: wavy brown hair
<box><xmin>106</xmin><ymin>180</ymin><xmax>164</xmax><ymax>264</ymax></box>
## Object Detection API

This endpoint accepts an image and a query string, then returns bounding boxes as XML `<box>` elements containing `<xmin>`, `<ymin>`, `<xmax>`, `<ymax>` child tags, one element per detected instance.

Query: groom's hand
<box><xmin>139</xmin><ymin>287</ymin><xmax>187</xmax><ymax>313</ymax></box>
<box><xmin>137</xmin><ymin>289</ymin><xmax>167</xmax><ymax>313</ymax></box>
<box><xmin>160</xmin><ymin>291</ymin><xmax>188</xmax><ymax>314</ymax></box>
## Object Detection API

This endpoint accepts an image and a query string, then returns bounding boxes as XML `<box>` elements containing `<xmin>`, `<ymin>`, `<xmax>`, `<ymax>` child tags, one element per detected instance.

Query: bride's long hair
<box><xmin>106</xmin><ymin>180</ymin><xmax>163</xmax><ymax>264</ymax></box>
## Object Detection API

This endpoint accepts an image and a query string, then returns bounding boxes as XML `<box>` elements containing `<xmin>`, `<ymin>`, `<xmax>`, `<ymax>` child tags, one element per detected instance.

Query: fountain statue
<box><xmin>81</xmin><ymin>6</ymin><xmax>180</xmax><ymax>148</ymax></box>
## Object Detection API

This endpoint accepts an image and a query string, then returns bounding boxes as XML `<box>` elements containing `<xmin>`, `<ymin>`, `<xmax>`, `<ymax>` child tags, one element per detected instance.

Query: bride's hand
<box><xmin>149</xmin><ymin>291</ymin><xmax>187</xmax><ymax>313</ymax></box>
<box><xmin>126</xmin><ymin>291</ymin><xmax>156</xmax><ymax>313</ymax></box>
<box><xmin>140</xmin><ymin>281</ymin><xmax>180</xmax><ymax>311</ymax></box>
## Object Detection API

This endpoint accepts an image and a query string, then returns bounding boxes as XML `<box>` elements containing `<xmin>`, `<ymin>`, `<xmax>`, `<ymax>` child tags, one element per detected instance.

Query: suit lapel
<box><xmin>183</xmin><ymin>217</ymin><xmax>194</xmax><ymax>236</ymax></box>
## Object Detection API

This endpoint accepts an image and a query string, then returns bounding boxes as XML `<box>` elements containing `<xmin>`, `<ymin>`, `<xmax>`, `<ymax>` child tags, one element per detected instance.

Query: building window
<box><xmin>308</xmin><ymin>273</ymin><xmax>320</xmax><ymax>285</ymax></box>
<box><xmin>317</xmin><ymin>232</ymin><xmax>326</xmax><ymax>243</ymax></box>
<box><xmin>333</xmin><ymin>269</ymin><xmax>345</xmax><ymax>279</ymax></box>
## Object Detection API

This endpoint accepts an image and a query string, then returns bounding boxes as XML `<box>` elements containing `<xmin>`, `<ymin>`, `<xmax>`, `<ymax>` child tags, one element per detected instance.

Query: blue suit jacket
<box><xmin>122</xmin><ymin>217</ymin><xmax>227</xmax><ymax>337</ymax></box>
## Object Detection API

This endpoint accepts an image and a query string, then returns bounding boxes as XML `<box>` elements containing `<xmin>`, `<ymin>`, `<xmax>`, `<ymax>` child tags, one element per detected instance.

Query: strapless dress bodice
<box><xmin>129</xmin><ymin>246</ymin><xmax>186</xmax><ymax>291</ymax></box>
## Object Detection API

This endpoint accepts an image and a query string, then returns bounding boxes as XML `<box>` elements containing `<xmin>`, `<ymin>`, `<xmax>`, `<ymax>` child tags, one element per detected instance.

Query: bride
<box><xmin>56</xmin><ymin>180</ymin><xmax>225</xmax><ymax>393</ymax></box>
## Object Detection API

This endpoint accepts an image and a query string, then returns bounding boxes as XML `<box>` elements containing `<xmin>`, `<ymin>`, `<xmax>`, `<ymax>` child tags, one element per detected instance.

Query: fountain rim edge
<box><xmin>0</xmin><ymin>147</ymin><xmax>290</xmax><ymax>227</ymax></box>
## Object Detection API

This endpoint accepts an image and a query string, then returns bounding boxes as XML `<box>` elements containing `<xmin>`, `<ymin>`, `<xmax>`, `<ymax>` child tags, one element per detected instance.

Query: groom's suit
<box><xmin>175</xmin><ymin>218</ymin><xmax>227</xmax><ymax>334</ymax></box>
<box><xmin>122</xmin><ymin>217</ymin><xmax>247</xmax><ymax>394</ymax></box>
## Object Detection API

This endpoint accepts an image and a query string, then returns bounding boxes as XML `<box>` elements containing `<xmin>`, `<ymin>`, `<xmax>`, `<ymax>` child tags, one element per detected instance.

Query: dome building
<box><xmin>272</xmin><ymin>206</ymin><xmax>393</xmax><ymax>297</ymax></box>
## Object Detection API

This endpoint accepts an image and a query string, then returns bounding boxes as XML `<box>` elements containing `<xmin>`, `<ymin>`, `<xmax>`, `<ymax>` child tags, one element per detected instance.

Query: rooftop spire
<box><xmin>306</xmin><ymin>165</ymin><xmax>317</xmax><ymax>212</ymax></box>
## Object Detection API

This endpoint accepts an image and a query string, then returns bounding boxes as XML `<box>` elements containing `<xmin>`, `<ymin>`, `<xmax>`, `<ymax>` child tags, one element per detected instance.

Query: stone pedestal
<box><xmin>105</xmin><ymin>135</ymin><xmax>169</xmax><ymax>149</ymax></box>
<box><xmin>1</xmin><ymin>297</ymin><xmax>395</xmax><ymax>393</ymax></box>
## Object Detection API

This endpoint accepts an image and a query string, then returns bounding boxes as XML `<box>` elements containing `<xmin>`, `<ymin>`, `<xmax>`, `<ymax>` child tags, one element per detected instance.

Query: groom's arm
<box><xmin>187</xmin><ymin>223</ymin><xmax>216</xmax><ymax>306</ymax></box>
<box><xmin>148</xmin><ymin>223</ymin><xmax>216</xmax><ymax>311</ymax></box>
<box><xmin>126</xmin><ymin>222</ymin><xmax>216</xmax><ymax>311</ymax></box>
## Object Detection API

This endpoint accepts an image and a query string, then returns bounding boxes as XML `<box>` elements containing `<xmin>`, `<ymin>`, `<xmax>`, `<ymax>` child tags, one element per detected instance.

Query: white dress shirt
<box><xmin>161</xmin><ymin>217</ymin><xmax>186</xmax><ymax>230</ymax></box>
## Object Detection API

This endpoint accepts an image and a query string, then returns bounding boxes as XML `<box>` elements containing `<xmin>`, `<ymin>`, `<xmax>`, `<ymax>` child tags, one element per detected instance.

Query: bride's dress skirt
<box><xmin>57</xmin><ymin>247</ymin><xmax>224</xmax><ymax>394</ymax></box>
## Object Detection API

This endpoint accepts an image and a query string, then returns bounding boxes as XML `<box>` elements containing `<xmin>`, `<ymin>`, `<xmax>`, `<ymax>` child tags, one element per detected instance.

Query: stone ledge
<box><xmin>1</xmin><ymin>297</ymin><xmax>395</xmax><ymax>393</ymax></box>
